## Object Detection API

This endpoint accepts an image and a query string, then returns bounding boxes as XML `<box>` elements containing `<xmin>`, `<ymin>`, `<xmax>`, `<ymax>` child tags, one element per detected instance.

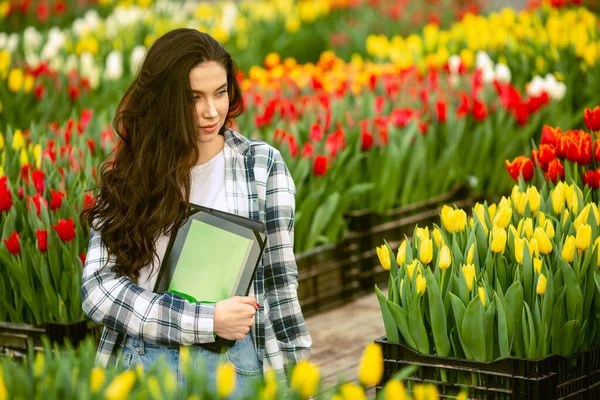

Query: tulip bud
<box><xmin>575</xmin><ymin>224</ymin><xmax>591</xmax><ymax>250</ymax></box>
<box><xmin>534</xmin><ymin>227</ymin><xmax>553</xmax><ymax>255</ymax></box>
<box><xmin>291</xmin><ymin>361</ymin><xmax>319</xmax><ymax>399</ymax></box>
<box><xmin>456</xmin><ymin>209</ymin><xmax>468</xmax><ymax>232</ymax></box>
<box><xmin>90</xmin><ymin>368</ymin><xmax>105</xmax><ymax>393</ymax></box>
<box><xmin>419</xmin><ymin>238</ymin><xmax>433</xmax><ymax>264</ymax></box>
<box><xmin>462</xmin><ymin>264</ymin><xmax>476</xmax><ymax>292</ymax></box>
<box><xmin>376</xmin><ymin>245</ymin><xmax>391</xmax><ymax>271</ymax></box>
<box><xmin>537</xmin><ymin>211</ymin><xmax>546</xmax><ymax>228</ymax></box>
<box><xmin>566</xmin><ymin>184</ymin><xmax>580</xmax><ymax>215</ymax></box>
<box><xmin>406</xmin><ymin>260</ymin><xmax>419</xmax><ymax>282</ymax></box>
<box><xmin>396</xmin><ymin>240</ymin><xmax>407</xmax><ymax>266</ymax></box>
<box><xmin>551</xmin><ymin>185</ymin><xmax>564</xmax><ymax>215</ymax></box>
<box><xmin>493</xmin><ymin>205</ymin><xmax>512</xmax><ymax>228</ymax></box>
<box><xmin>416</xmin><ymin>273</ymin><xmax>427</xmax><ymax>296</ymax></box>
<box><xmin>488</xmin><ymin>203</ymin><xmax>497</xmax><ymax>222</ymax></box>
<box><xmin>416</xmin><ymin>226</ymin><xmax>430</xmax><ymax>242</ymax></box>
<box><xmin>562</xmin><ymin>235</ymin><xmax>576</xmax><ymax>263</ymax></box>
<box><xmin>441</xmin><ymin>205</ymin><xmax>457</xmax><ymax>233</ymax></box>
<box><xmin>573</xmin><ymin>204</ymin><xmax>591</xmax><ymax>231</ymax></box>
<box><xmin>466</xmin><ymin>243</ymin><xmax>475</xmax><ymax>265</ymax></box>
<box><xmin>519</xmin><ymin>218</ymin><xmax>534</xmax><ymax>239</ymax></box>
<box><xmin>517</xmin><ymin>193</ymin><xmax>528</xmax><ymax>216</ymax></box>
<box><xmin>432</xmin><ymin>227</ymin><xmax>444</xmax><ymax>248</ymax></box>
<box><xmin>536</xmin><ymin>273</ymin><xmax>547</xmax><ymax>296</ymax></box>
<box><xmin>515</xmin><ymin>237</ymin><xmax>525</xmax><ymax>264</ymax></box>
<box><xmin>105</xmin><ymin>371</ymin><xmax>136</xmax><ymax>400</ymax></box>
<box><xmin>529</xmin><ymin>238</ymin><xmax>540</xmax><ymax>258</ymax></box>
<box><xmin>545</xmin><ymin>220</ymin><xmax>555</xmax><ymax>239</ymax></box>
<box><xmin>384</xmin><ymin>380</ymin><xmax>407</xmax><ymax>400</ymax></box>
<box><xmin>491</xmin><ymin>226</ymin><xmax>507</xmax><ymax>253</ymax></box>
<box><xmin>474</xmin><ymin>203</ymin><xmax>486</xmax><ymax>225</ymax></box>
<box><xmin>526</xmin><ymin>186</ymin><xmax>541</xmax><ymax>214</ymax></box>
<box><xmin>438</xmin><ymin>245</ymin><xmax>452</xmax><ymax>270</ymax></box>
<box><xmin>533</xmin><ymin>257</ymin><xmax>542</xmax><ymax>274</ymax></box>
<box><xmin>358</xmin><ymin>344</ymin><xmax>383</xmax><ymax>386</ymax></box>
<box><xmin>20</xmin><ymin>148</ymin><xmax>28</xmax><ymax>167</ymax></box>
<box><xmin>217</xmin><ymin>363</ymin><xmax>236</xmax><ymax>398</ymax></box>
<box><xmin>478</xmin><ymin>286</ymin><xmax>486</xmax><ymax>306</ymax></box>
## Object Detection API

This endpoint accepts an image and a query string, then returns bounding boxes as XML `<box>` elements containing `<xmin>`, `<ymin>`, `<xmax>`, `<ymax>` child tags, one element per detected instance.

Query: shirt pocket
<box><xmin>224</xmin><ymin>336</ymin><xmax>262</xmax><ymax>376</ymax></box>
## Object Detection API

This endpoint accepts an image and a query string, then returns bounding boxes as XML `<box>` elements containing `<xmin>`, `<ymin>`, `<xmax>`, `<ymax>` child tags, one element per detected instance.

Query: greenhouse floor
<box><xmin>305</xmin><ymin>290</ymin><xmax>385</xmax><ymax>397</ymax></box>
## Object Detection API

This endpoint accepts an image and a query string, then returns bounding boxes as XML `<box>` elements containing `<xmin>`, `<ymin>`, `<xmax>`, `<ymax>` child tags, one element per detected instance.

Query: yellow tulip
<box><xmin>441</xmin><ymin>205</ymin><xmax>458</xmax><ymax>233</ymax></box>
<box><xmin>416</xmin><ymin>273</ymin><xmax>427</xmax><ymax>296</ymax></box>
<box><xmin>438</xmin><ymin>245</ymin><xmax>452</xmax><ymax>270</ymax></box>
<box><xmin>537</xmin><ymin>273</ymin><xmax>547</xmax><ymax>296</ymax></box>
<box><xmin>0</xmin><ymin>132</ymin><xmax>4</xmax><ymax>150</ymax></box>
<box><xmin>147</xmin><ymin>377</ymin><xmax>160</xmax><ymax>397</ymax></box>
<box><xmin>291</xmin><ymin>360</ymin><xmax>319</xmax><ymax>399</ymax></box>
<box><xmin>488</xmin><ymin>203</ymin><xmax>497</xmax><ymax>222</ymax></box>
<box><xmin>33</xmin><ymin>353</ymin><xmax>44</xmax><ymax>378</ymax></box>
<box><xmin>419</xmin><ymin>238</ymin><xmax>433</xmax><ymax>264</ymax></box>
<box><xmin>376</xmin><ymin>245</ymin><xmax>391</xmax><ymax>271</ymax></box>
<box><xmin>19</xmin><ymin>148</ymin><xmax>28</xmax><ymax>167</ymax></box>
<box><xmin>534</xmin><ymin>227</ymin><xmax>553</xmax><ymax>255</ymax></box>
<box><xmin>474</xmin><ymin>203</ymin><xmax>486</xmax><ymax>225</ymax></box>
<box><xmin>339</xmin><ymin>383</ymin><xmax>366</xmax><ymax>400</ymax></box>
<box><xmin>358</xmin><ymin>344</ymin><xmax>383</xmax><ymax>386</ymax></box>
<box><xmin>551</xmin><ymin>184</ymin><xmax>564</xmax><ymax>215</ymax></box>
<box><xmin>520</xmin><ymin>218</ymin><xmax>534</xmax><ymax>239</ymax></box>
<box><xmin>456</xmin><ymin>209</ymin><xmax>467</xmax><ymax>232</ymax></box>
<box><xmin>492</xmin><ymin>205</ymin><xmax>512</xmax><ymax>228</ymax></box>
<box><xmin>462</xmin><ymin>264</ymin><xmax>476</xmax><ymax>292</ymax></box>
<box><xmin>517</xmin><ymin>193</ymin><xmax>528</xmax><ymax>216</ymax></box>
<box><xmin>562</xmin><ymin>235</ymin><xmax>576</xmax><ymax>262</ymax></box>
<box><xmin>491</xmin><ymin>226</ymin><xmax>507</xmax><ymax>253</ymax></box>
<box><xmin>12</xmin><ymin>129</ymin><xmax>24</xmax><ymax>150</ymax></box>
<box><xmin>527</xmin><ymin>187</ymin><xmax>541</xmax><ymax>214</ymax></box>
<box><xmin>412</xmin><ymin>383</ymin><xmax>440</xmax><ymax>400</ymax></box>
<box><xmin>514</xmin><ymin>237</ymin><xmax>525</xmax><ymax>264</ymax></box>
<box><xmin>538</xmin><ymin>211</ymin><xmax>546</xmax><ymax>228</ymax></box>
<box><xmin>216</xmin><ymin>363</ymin><xmax>236</xmax><ymax>398</ymax></box>
<box><xmin>478</xmin><ymin>287</ymin><xmax>486</xmax><ymax>306</ymax></box>
<box><xmin>396</xmin><ymin>240</ymin><xmax>407</xmax><ymax>266</ymax></box>
<box><xmin>575</xmin><ymin>224</ymin><xmax>591</xmax><ymax>250</ymax></box>
<box><xmin>261</xmin><ymin>369</ymin><xmax>278</xmax><ymax>400</ymax></box>
<box><xmin>8</xmin><ymin>68</ymin><xmax>23</xmax><ymax>92</ymax></box>
<box><xmin>533</xmin><ymin>257</ymin><xmax>542</xmax><ymax>274</ymax></box>
<box><xmin>432</xmin><ymin>227</ymin><xmax>444</xmax><ymax>248</ymax></box>
<box><xmin>416</xmin><ymin>226</ymin><xmax>430</xmax><ymax>241</ymax></box>
<box><xmin>545</xmin><ymin>220</ymin><xmax>555</xmax><ymax>239</ymax></box>
<box><xmin>406</xmin><ymin>260</ymin><xmax>419</xmax><ymax>282</ymax></box>
<box><xmin>90</xmin><ymin>368</ymin><xmax>105</xmax><ymax>393</ymax></box>
<box><xmin>0</xmin><ymin>367</ymin><xmax>6</xmax><ymax>400</ymax></box>
<box><xmin>466</xmin><ymin>243</ymin><xmax>475</xmax><ymax>265</ymax></box>
<box><xmin>529</xmin><ymin>238</ymin><xmax>540</xmax><ymax>258</ymax></box>
<box><xmin>105</xmin><ymin>370</ymin><xmax>136</xmax><ymax>400</ymax></box>
<box><xmin>384</xmin><ymin>380</ymin><xmax>407</xmax><ymax>400</ymax></box>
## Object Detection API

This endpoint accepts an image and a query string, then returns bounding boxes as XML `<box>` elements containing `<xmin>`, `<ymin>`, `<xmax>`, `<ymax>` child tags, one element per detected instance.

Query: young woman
<box><xmin>80</xmin><ymin>28</ymin><xmax>312</xmax><ymax>396</ymax></box>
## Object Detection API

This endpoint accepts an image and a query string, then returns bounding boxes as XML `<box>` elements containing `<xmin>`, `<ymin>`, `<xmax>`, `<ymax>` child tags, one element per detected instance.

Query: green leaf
<box><xmin>560</xmin><ymin>258</ymin><xmax>583</xmax><ymax>321</ymax></box>
<box><xmin>387</xmin><ymin>300</ymin><xmax>417</xmax><ymax>350</ymax></box>
<box><xmin>522</xmin><ymin>302</ymin><xmax>537</xmax><ymax>359</ymax></box>
<box><xmin>495</xmin><ymin>293</ymin><xmax>511</xmax><ymax>359</ymax></box>
<box><xmin>376</xmin><ymin>285</ymin><xmax>400</xmax><ymax>343</ymax></box>
<box><xmin>462</xmin><ymin>296</ymin><xmax>487</xmax><ymax>361</ymax></box>
<box><xmin>408</xmin><ymin>292</ymin><xmax>430</xmax><ymax>354</ymax></box>
<box><xmin>551</xmin><ymin>288</ymin><xmax>567</xmax><ymax>355</ymax></box>
<box><xmin>506</xmin><ymin>281</ymin><xmax>525</xmax><ymax>357</ymax></box>
<box><xmin>559</xmin><ymin>320</ymin><xmax>581</xmax><ymax>357</ymax></box>
<box><xmin>424</xmin><ymin>268</ymin><xmax>450</xmax><ymax>356</ymax></box>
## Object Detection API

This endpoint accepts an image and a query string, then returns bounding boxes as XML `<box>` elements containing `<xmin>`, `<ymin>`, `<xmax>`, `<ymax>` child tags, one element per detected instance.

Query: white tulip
<box><xmin>7</xmin><ymin>33</ymin><xmax>18</xmax><ymax>53</ymax></box>
<box><xmin>448</xmin><ymin>55</ymin><xmax>461</xmax><ymax>75</ymax></box>
<box><xmin>80</xmin><ymin>52</ymin><xmax>96</xmax><ymax>72</ymax></box>
<box><xmin>65</xmin><ymin>54</ymin><xmax>79</xmax><ymax>72</ymax></box>
<box><xmin>130</xmin><ymin>46</ymin><xmax>147</xmax><ymax>75</ymax></box>
<box><xmin>24</xmin><ymin>27</ymin><xmax>43</xmax><ymax>51</ymax></box>
<box><xmin>526</xmin><ymin>76</ymin><xmax>545</xmax><ymax>98</ymax></box>
<box><xmin>104</xmin><ymin>50</ymin><xmax>123</xmax><ymax>81</ymax></box>
<box><xmin>25</xmin><ymin>53</ymin><xmax>40</xmax><ymax>68</ymax></box>
<box><xmin>222</xmin><ymin>3</ymin><xmax>238</xmax><ymax>32</ymax></box>
<box><xmin>482</xmin><ymin>67</ymin><xmax>495</xmax><ymax>83</ymax></box>
<box><xmin>494</xmin><ymin>63</ymin><xmax>511</xmax><ymax>83</ymax></box>
<box><xmin>475</xmin><ymin>50</ymin><xmax>493</xmax><ymax>71</ymax></box>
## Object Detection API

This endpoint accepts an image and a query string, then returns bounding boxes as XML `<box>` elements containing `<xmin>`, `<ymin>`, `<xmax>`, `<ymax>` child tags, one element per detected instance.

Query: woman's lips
<box><xmin>199</xmin><ymin>123</ymin><xmax>218</xmax><ymax>133</ymax></box>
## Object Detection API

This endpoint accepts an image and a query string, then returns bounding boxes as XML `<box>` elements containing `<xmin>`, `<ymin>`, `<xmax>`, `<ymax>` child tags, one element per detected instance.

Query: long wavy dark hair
<box><xmin>80</xmin><ymin>28</ymin><xmax>244</xmax><ymax>281</ymax></box>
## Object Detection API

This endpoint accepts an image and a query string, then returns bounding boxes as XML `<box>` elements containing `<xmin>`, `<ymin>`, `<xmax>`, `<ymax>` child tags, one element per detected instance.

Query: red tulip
<box><xmin>17</xmin><ymin>187</ymin><xmax>24</xmax><ymax>200</ymax></box>
<box><xmin>32</xmin><ymin>170</ymin><xmax>44</xmax><ymax>193</ymax></box>
<box><xmin>309</xmin><ymin>123</ymin><xmax>323</xmax><ymax>142</ymax></box>
<box><xmin>301</xmin><ymin>142</ymin><xmax>314</xmax><ymax>159</ymax></box>
<box><xmin>436</xmin><ymin>100</ymin><xmax>447</xmax><ymax>123</ymax></box>
<box><xmin>537</xmin><ymin>144</ymin><xmax>556</xmax><ymax>164</ymax></box>
<box><xmin>83</xmin><ymin>193</ymin><xmax>95</xmax><ymax>210</ymax></box>
<box><xmin>472</xmin><ymin>99</ymin><xmax>487</xmax><ymax>121</ymax></box>
<box><xmin>457</xmin><ymin>92</ymin><xmax>470</xmax><ymax>118</ymax></box>
<box><xmin>377</xmin><ymin>124</ymin><xmax>389</xmax><ymax>146</ymax></box>
<box><xmin>505</xmin><ymin>156</ymin><xmax>534</xmax><ymax>181</ymax></box>
<box><xmin>566</xmin><ymin>139</ymin><xmax>581</xmax><ymax>163</ymax></box>
<box><xmin>584</xmin><ymin>107</ymin><xmax>600</xmax><ymax>131</ymax></box>
<box><xmin>34</xmin><ymin>84</ymin><xmax>45</xmax><ymax>100</ymax></box>
<box><xmin>3</xmin><ymin>232</ymin><xmax>20</xmax><ymax>255</ymax></box>
<box><xmin>0</xmin><ymin>188</ymin><xmax>12</xmax><ymax>212</ymax></box>
<box><xmin>326</xmin><ymin>129</ymin><xmax>345</xmax><ymax>157</ymax></box>
<box><xmin>313</xmin><ymin>155</ymin><xmax>328</xmax><ymax>176</ymax></box>
<box><xmin>0</xmin><ymin>176</ymin><xmax>7</xmax><ymax>190</ymax></box>
<box><xmin>514</xmin><ymin>102</ymin><xmax>529</xmax><ymax>125</ymax></box>
<box><xmin>80</xmin><ymin>109</ymin><xmax>93</xmax><ymax>131</ymax></box>
<box><xmin>53</xmin><ymin>0</ymin><xmax>67</xmax><ymax>14</ymax></box>
<box><xmin>545</xmin><ymin>159</ymin><xmax>565</xmax><ymax>182</ymax></box>
<box><xmin>37</xmin><ymin>229</ymin><xmax>48</xmax><ymax>252</ymax></box>
<box><xmin>583</xmin><ymin>169</ymin><xmax>600</xmax><ymax>189</ymax></box>
<box><xmin>28</xmin><ymin>193</ymin><xmax>48</xmax><ymax>216</ymax></box>
<box><xmin>540</xmin><ymin>125</ymin><xmax>559</xmax><ymax>146</ymax></box>
<box><xmin>52</xmin><ymin>218</ymin><xmax>76</xmax><ymax>242</ymax></box>
<box><xmin>68</xmin><ymin>84</ymin><xmax>79</xmax><ymax>101</ymax></box>
<box><xmin>595</xmin><ymin>140</ymin><xmax>600</xmax><ymax>163</ymax></box>
<box><xmin>50</xmin><ymin>189</ymin><xmax>64</xmax><ymax>211</ymax></box>
<box><xmin>36</xmin><ymin>0</ymin><xmax>49</xmax><ymax>21</ymax></box>
<box><xmin>361</xmin><ymin>131</ymin><xmax>374</xmax><ymax>152</ymax></box>
<box><xmin>79</xmin><ymin>252</ymin><xmax>86</xmax><ymax>267</ymax></box>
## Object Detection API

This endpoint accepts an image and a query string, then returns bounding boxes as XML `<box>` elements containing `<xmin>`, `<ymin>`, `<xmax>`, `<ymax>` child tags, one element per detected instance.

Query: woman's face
<box><xmin>189</xmin><ymin>61</ymin><xmax>229</xmax><ymax>144</ymax></box>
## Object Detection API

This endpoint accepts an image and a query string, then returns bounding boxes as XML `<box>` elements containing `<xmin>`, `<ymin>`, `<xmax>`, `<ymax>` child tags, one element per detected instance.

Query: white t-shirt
<box><xmin>137</xmin><ymin>150</ymin><xmax>227</xmax><ymax>291</ymax></box>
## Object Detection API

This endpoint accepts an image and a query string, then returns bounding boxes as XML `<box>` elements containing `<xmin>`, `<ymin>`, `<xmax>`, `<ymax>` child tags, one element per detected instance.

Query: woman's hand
<box><xmin>213</xmin><ymin>296</ymin><xmax>258</xmax><ymax>340</ymax></box>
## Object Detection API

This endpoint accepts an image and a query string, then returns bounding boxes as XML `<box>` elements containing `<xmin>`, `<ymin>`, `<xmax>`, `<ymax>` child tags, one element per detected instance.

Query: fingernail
<box><xmin>256</xmin><ymin>302</ymin><xmax>260</xmax><ymax>308</ymax></box>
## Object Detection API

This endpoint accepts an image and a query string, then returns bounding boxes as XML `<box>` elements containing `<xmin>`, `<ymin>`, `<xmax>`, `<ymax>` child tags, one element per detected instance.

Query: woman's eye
<box><xmin>216</xmin><ymin>90</ymin><xmax>227</xmax><ymax>97</ymax></box>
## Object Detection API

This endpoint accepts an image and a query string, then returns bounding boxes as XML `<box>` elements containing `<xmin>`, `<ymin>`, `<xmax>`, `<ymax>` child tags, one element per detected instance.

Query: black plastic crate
<box><xmin>375</xmin><ymin>336</ymin><xmax>600</xmax><ymax>399</ymax></box>
<box><xmin>0</xmin><ymin>319</ymin><xmax>103</xmax><ymax>358</ymax></box>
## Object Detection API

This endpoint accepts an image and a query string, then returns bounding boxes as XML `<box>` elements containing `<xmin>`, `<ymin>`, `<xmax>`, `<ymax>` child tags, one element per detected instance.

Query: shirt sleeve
<box><xmin>263</xmin><ymin>150</ymin><xmax>312</xmax><ymax>369</ymax></box>
<box><xmin>81</xmin><ymin>229</ymin><xmax>216</xmax><ymax>346</ymax></box>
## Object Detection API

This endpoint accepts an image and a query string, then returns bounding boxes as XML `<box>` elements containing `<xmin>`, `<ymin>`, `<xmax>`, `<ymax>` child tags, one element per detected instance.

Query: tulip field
<box><xmin>2</xmin><ymin>0</ymin><xmax>600</xmax><ymax>398</ymax></box>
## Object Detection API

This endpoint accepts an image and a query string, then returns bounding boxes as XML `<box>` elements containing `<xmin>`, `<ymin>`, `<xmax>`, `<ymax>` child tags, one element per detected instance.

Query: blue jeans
<box><xmin>118</xmin><ymin>334</ymin><xmax>262</xmax><ymax>398</ymax></box>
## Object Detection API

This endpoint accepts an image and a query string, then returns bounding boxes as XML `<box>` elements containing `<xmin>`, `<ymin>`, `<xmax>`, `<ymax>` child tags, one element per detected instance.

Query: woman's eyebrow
<box><xmin>191</xmin><ymin>83</ymin><xmax>228</xmax><ymax>94</ymax></box>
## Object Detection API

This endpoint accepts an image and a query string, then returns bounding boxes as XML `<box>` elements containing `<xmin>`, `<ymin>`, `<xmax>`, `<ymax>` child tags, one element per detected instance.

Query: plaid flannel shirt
<box><xmin>81</xmin><ymin>128</ymin><xmax>312</xmax><ymax>377</ymax></box>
